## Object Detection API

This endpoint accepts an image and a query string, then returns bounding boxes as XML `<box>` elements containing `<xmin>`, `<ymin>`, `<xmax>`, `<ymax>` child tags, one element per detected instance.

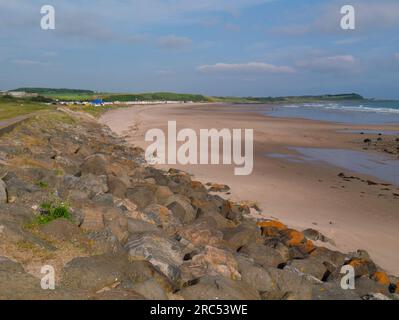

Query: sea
<box><xmin>262</xmin><ymin>100</ymin><xmax>399</xmax><ymax>125</ymax></box>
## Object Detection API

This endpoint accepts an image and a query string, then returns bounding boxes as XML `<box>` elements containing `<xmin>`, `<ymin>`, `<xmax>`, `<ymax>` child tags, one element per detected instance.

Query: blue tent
<box><xmin>91</xmin><ymin>99</ymin><xmax>103</xmax><ymax>105</ymax></box>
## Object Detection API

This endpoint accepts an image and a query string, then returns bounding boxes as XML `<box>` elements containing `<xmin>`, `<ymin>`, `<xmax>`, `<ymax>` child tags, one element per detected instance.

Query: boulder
<box><xmin>196</xmin><ymin>211</ymin><xmax>236</xmax><ymax>229</ymax></box>
<box><xmin>154</xmin><ymin>186</ymin><xmax>174</xmax><ymax>205</ymax></box>
<box><xmin>288</xmin><ymin>257</ymin><xmax>329</xmax><ymax>281</ymax></box>
<box><xmin>165</xmin><ymin>195</ymin><xmax>197</xmax><ymax>224</ymax></box>
<box><xmin>188</xmin><ymin>246</ymin><xmax>241</xmax><ymax>280</ymax></box>
<box><xmin>129</xmin><ymin>279</ymin><xmax>168</xmax><ymax>300</ymax></box>
<box><xmin>347</xmin><ymin>259</ymin><xmax>377</xmax><ymax>278</ymax></box>
<box><xmin>40</xmin><ymin>218</ymin><xmax>89</xmax><ymax>245</ymax></box>
<box><xmin>107</xmin><ymin>175</ymin><xmax>128</xmax><ymax>198</ymax></box>
<box><xmin>64</xmin><ymin>174</ymin><xmax>109</xmax><ymax>199</ymax></box>
<box><xmin>127</xmin><ymin>218</ymin><xmax>160</xmax><ymax>234</ymax></box>
<box><xmin>303</xmin><ymin>228</ymin><xmax>333</xmax><ymax>244</ymax></box>
<box><xmin>0</xmin><ymin>256</ymin><xmax>48</xmax><ymax>300</ymax></box>
<box><xmin>311</xmin><ymin>282</ymin><xmax>361</xmax><ymax>300</ymax></box>
<box><xmin>178</xmin><ymin>221</ymin><xmax>224</xmax><ymax>248</ymax></box>
<box><xmin>61</xmin><ymin>254</ymin><xmax>132</xmax><ymax>291</ymax></box>
<box><xmin>208</xmin><ymin>183</ymin><xmax>230</xmax><ymax>192</ymax></box>
<box><xmin>354</xmin><ymin>277</ymin><xmax>391</xmax><ymax>298</ymax></box>
<box><xmin>80</xmin><ymin>154</ymin><xmax>108</xmax><ymax>176</ymax></box>
<box><xmin>223</xmin><ymin>222</ymin><xmax>262</xmax><ymax>252</ymax></box>
<box><xmin>139</xmin><ymin>204</ymin><xmax>182</xmax><ymax>234</ymax></box>
<box><xmin>239</xmin><ymin>243</ymin><xmax>285</xmax><ymax>268</ymax></box>
<box><xmin>236</xmin><ymin>255</ymin><xmax>278</xmax><ymax>293</ymax></box>
<box><xmin>264</xmin><ymin>267</ymin><xmax>316</xmax><ymax>300</ymax></box>
<box><xmin>280</xmin><ymin>229</ymin><xmax>306</xmax><ymax>247</ymax></box>
<box><xmin>126</xmin><ymin>186</ymin><xmax>155</xmax><ymax>210</ymax></box>
<box><xmin>125</xmin><ymin>233</ymin><xmax>184</xmax><ymax>283</ymax></box>
<box><xmin>178</xmin><ymin>275</ymin><xmax>260</xmax><ymax>300</ymax></box>
<box><xmin>80</xmin><ymin>204</ymin><xmax>105</xmax><ymax>232</ymax></box>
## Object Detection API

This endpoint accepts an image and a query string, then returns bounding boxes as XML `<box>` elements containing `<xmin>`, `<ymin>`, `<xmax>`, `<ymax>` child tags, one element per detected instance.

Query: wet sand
<box><xmin>100</xmin><ymin>103</ymin><xmax>399</xmax><ymax>275</ymax></box>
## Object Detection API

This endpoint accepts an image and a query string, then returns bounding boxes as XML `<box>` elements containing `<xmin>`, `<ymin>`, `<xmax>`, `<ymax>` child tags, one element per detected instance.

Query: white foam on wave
<box><xmin>281</xmin><ymin>102</ymin><xmax>399</xmax><ymax>114</ymax></box>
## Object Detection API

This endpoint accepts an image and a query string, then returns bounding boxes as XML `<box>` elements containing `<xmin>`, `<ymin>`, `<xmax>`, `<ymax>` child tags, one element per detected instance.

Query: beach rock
<box><xmin>236</xmin><ymin>255</ymin><xmax>277</xmax><ymax>293</ymax></box>
<box><xmin>372</xmin><ymin>271</ymin><xmax>391</xmax><ymax>286</ymax></box>
<box><xmin>64</xmin><ymin>174</ymin><xmax>109</xmax><ymax>199</ymax></box>
<box><xmin>264</xmin><ymin>267</ymin><xmax>316</xmax><ymax>300</ymax></box>
<box><xmin>0</xmin><ymin>179</ymin><xmax>7</xmax><ymax>204</ymax></box>
<box><xmin>188</xmin><ymin>246</ymin><xmax>241</xmax><ymax>280</ymax></box>
<box><xmin>107</xmin><ymin>175</ymin><xmax>128</xmax><ymax>198</ymax></box>
<box><xmin>239</xmin><ymin>243</ymin><xmax>285</xmax><ymax>268</ymax></box>
<box><xmin>177</xmin><ymin>221</ymin><xmax>224</xmax><ymax>248</ymax></box>
<box><xmin>347</xmin><ymin>259</ymin><xmax>377</xmax><ymax>278</ymax></box>
<box><xmin>80</xmin><ymin>204</ymin><xmax>105</xmax><ymax>232</ymax></box>
<box><xmin>353</xmin><ymin>277</ymin><xmax>391</xmax><ymax>298</ymax></box>
<box><xmin>178</xmin><ymin>275</ymin><xmax>260</xmax><ymax>300</ymax></box>
<box><xmin>127</xmin><ymin>218</ymin><xmax>160</xmax><ymax>234</ymax></box>
<box><xmin>129</xmin><ymin>279</ymin><xmax>168</xmax><ymax>300</ymax></box>
<box><xmin>280</xmin><ymin>229</ymin><xmax>306</xmax><ymax>247</ymax></box>
<box><xmin>137</xmin><ymin>204</ymin><xmax>182</xmax><ymax>234</ymax></box>
<box><xmin>125</xmin><ymin>233</ymin><xmax>184</xmax><ymax>283</ymax></box>
<box><xmin>288</xmin><ymin>257</ymin><xmax>328</xmax><ymax>281</ymax></box>
<box><xmin>303</xmin><ymin>228</ymin><xmax>331</xmax><ymax>243</ymax></box>
<box><xmin>221</xmin><ymin>201</ymin><xmax>246</xmax><ymax>223</ymax></box>
<box><xmin>61</xmin><ymin>254</ymin><xmax>133</xmax><ymax>291</ymax></box>
<box><xmin>40</xmin><ymin>218</ymin><xmax>88</xmax><ymax>244</ymax></box>
<box><xmin>165</xmin><ymin>195</ymin><xmax>197</xmax><ymax>224</ymax></box>
<box><xmin>311</xmin><ymin>282</ymin><xmax>361</xmax><ymax>300</ymax></box>
<box><xmin>310</xmin><ymin>247</ymin><xmax>346</xmax><ymax>269</ymax></box>
<box><xmin>207</xmin><ymin>183</ymin><xmax>230</xmax><ymax>192</ymax></box>
<box><xmin>80</xmin><ymin>154</ymin><xmax>108</xmax><ymax>176</ymax></box>
<box><xmin>126</xmin><ymin>186</ymin><xmax>155</xmax><ymax>210</ymax></box>
<box><xmin>223</xmin><ymin>222</ymin><xmax>262</xmax><ymax>252</ymax></box>
<box><xmin>155</xmin><ymin>186</ymin><xmax>174</xmax><ymax>205</ymax></box>
<box><xmin>196</xmin><ymin>211</ymin><xmax>236</xmax><ymax>229</ymax></box>
<box><xmin>127</xmin><ymin>260</ymin><xmax>175</xmax><ymax>293</ymax></box>
<box><xmin>0</xmin><ymin>256</ymin><xmax>49</xmax><ymax>300</ymax></box>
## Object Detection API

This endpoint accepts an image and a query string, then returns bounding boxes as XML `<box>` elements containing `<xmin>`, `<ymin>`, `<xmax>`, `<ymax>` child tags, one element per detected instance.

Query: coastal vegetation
<box><xmin>0</xmin><ymin>88</ymin><xmax>368</xmax><ymax>122</ymax></box>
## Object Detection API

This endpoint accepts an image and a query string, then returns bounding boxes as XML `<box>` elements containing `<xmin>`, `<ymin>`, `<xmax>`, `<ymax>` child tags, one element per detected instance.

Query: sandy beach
<box><xmin>100</xmin><ymin>103</ymin><xmax>399</xmax><ymax>275</ymax></box>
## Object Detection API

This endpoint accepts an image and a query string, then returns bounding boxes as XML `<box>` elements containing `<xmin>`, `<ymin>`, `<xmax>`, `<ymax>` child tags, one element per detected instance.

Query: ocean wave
<box><xmin>281</xmin><ymin>103</ymin><xmax>399</xmax><ymax>114</ymax></box>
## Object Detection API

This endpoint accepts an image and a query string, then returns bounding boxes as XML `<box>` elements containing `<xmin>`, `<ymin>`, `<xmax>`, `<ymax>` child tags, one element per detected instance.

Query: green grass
<box><xmin>0</xmin><ymin>96</ymin><xmax>53</xmax><ymax>121</ymax></box>
<box><xmin>33</xmin><ymin>200</ymin><xmax>72</xmax><ymax>225</ymax></box>
<box><xmin>65</xmin><ymin>104</ymin><xmax>124</xmax><ymax>117</ymax></box>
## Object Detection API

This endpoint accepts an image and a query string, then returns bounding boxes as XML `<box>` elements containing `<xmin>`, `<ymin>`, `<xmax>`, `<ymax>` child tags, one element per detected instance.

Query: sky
<box><xmin>0</xmin><ymin>0</ymin><xmax>398</xmax><ymax>98</ymax></box>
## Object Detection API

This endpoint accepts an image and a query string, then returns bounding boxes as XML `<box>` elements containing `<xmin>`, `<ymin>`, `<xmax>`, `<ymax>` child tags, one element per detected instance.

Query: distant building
<box><xmin>7</xmin><ymin>91</ymin><xmax>39</xmax><ymax>98</ymax></box>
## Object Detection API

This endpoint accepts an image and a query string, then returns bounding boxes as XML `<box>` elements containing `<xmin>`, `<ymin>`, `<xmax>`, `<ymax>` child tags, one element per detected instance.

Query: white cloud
<box><xmin>157</xmin><ymin>35</ymin><xmax>193</xmax><ymax>50</ymax></box>
<box><xmin>297</xmin><ymin>55</ymin><xmax>357</xmax><ymax>73</ymax></box>
<box><xmin>197</xmin><ymin>62</ymin><xmax>296</xmax><ymax>74</ymax></box>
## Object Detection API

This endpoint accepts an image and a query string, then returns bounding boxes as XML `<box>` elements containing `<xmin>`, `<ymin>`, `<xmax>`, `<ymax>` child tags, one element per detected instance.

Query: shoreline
<box><xmin>99</xmin><ymin>103</ymin><xmax>399</xmax><ymax>275</ymax></box>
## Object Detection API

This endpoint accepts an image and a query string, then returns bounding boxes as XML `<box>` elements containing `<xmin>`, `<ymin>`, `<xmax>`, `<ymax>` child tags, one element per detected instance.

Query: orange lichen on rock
<box><xmin>283</xmin><ymin>229</ymin><xmax>305</xmax><ymax>246</ymax></box>
<box><xmin>304</xmin><ymin>239</ymin><xmax>315</xmax><ymax>253</ymax></box>
<box><xmin>372</xmin><ymin>272</ymin><xmax>390</xmax><ymax>286</ymax></box>
<box><xmin>396</xmin><ymin>282</ymin><xmax>399</xmax><ymax>293</ymax></box>
<box><xmin>257</xmin><ymin>220</ymin><xmax>287</xmax><ymax>231</ymax></box>
<box><xmin>191</xmin><ymin>181</ymin><xmax>204</xmax><ymax>189</ymax></box>
<box><xmin>349</xmin><ymin>259</ymin><xmax>365</xmax><ymax>268</ymax></box>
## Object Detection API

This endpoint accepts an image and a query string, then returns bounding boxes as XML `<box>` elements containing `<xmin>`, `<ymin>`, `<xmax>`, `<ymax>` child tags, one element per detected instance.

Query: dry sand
<box><xmin>100</xmin><ymin>103</ymin><xmax>399</xmax><ymax>275</ymax></box>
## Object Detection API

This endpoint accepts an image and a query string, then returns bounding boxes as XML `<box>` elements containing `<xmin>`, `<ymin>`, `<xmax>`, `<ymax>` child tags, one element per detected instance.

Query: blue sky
<box><xmin>0</xmin><ymin>0</ymin><xmax>398</xmax><ymax>98</ymax></box>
